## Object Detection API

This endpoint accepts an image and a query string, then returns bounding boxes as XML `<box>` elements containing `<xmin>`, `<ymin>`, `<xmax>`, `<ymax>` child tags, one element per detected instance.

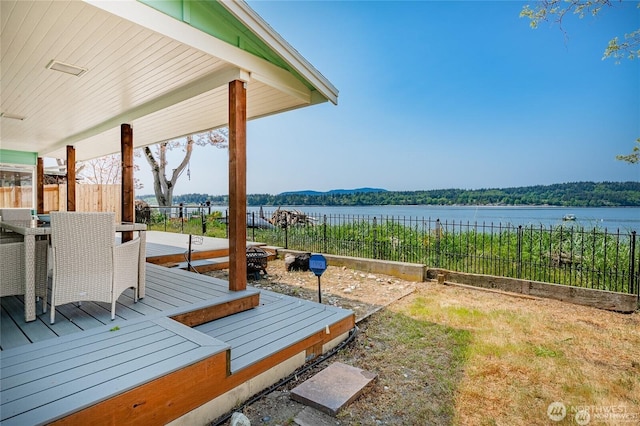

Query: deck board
<box><xmin>2</xmin><ymin>330</ymin><xmax>180</xmax><ymax>397</ymax></box>
<box><xmin>0</xmin><ymin>321</ymin><xmax>159</xmax><ymax>371</ymax></box>
<box><xmin>0</xmin><ymin>307</ymin><xmax>30</xmax><ymax>349</ymax></box>
<box><xmin>207</xmin><ymin>300</ymin><xmax>310</xmax><ymax>340</ymax></box>
<box><xmin>194</xmin><ymin>295</ymin><xmax>290</xmax><ymax>335</ymax></box>
<box><xmin>1</xmin><ymin>297</ymin><xmax>56</xmax><ymax>344</ymax></box>
<box><xmin>146</xmin><ymin>266</ymin><xmax>231</xmax><ymax>296</ymax></box>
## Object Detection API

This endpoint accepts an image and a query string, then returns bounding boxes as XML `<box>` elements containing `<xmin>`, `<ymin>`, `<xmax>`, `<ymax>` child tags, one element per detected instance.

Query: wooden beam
<box><xmin>228</xmin><ymin>79</ymin><xmax>247</xmax><ymax>292</ymax></box>
<box><xmin>37</xmin><ymin>157</ymin><xmax>44</xmax><ymax>214</ymax></box>
<box><xmin>121</xmin><ymin>124</ymin><xmax>134</xmax><ymax>242</ymax></box>
<box><xmin>66</xmin><ymin>146</ymin><xmax>76</xmax><ymax>211</ymax></box>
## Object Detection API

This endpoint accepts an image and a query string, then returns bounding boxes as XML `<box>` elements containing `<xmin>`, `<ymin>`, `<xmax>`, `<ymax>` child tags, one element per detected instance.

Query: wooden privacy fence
<box><xmin>0</xmin><ymin>184</ymin><xmax>122</xmax><ymax>222</ymax></box>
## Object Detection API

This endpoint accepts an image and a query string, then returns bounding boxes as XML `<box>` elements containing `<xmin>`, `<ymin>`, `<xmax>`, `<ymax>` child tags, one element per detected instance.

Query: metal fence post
<box><xmin>435</xmin><ymin>218</ymin><xmax>441</xmax><ymax>269</ymax></box>
<box><xmin>251</xmin><ymin>212</ymin><xmax>255</xmax><ymax>241</ymax></box>
<box><xmin>373</xmin><ymin>217</ymin><xmax>378</xmax><ymax>259</ymax></box>
<box><xmin>517</xmin><ymin>225</ymin><xmax>523</xmax><ymax>279</ymax></box>
<box><xmin>284</xmin><ymin>222</ymin><xmax>288</xmax><ymax>249</ymax></box>
<box><xmin>630</xmin><ymin>231</ymin><xmax>637</xmax><ymax>298</ymax></box>
<box><xmin>323</xmin><ymin>215</ymin><xmax>327</xmax><ymax>254</ymax></box>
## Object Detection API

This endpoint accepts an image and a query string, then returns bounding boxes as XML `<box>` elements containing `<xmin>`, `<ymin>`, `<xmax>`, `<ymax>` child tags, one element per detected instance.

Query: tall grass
<box><xmin>143</xmin><ymin>209</ymin><xmax>638</xmax><ymax>294</ymax></box>
<box><xmin>252</xmin><ymin>219</ymin><xmax>638</xmax><ymax>294</ymax></box>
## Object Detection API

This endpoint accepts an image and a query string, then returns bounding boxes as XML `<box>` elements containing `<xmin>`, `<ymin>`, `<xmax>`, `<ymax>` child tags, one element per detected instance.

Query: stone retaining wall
<box><xmin>272</xmin><ymin>248</ymin><xmax>638</xmax><ymax>313</ymax></box>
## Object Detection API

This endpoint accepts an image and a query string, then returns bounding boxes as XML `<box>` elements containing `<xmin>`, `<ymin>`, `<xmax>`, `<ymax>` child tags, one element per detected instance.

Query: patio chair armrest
<box><xmin>113</xmin><ymin>237</ymin><xmax>142</xmax><ymax>299</ymax></box>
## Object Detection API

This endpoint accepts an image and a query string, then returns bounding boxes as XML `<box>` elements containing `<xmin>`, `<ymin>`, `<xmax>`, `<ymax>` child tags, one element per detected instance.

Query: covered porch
<box><xmin>1</xmin><ymin>0</ymin><xmax>342</xmax><ymax>424</ymax></box>
<box><xmin>0</xmin><ymin>0</ymin><xmax>338</xmax><ymax>294</ymax></box>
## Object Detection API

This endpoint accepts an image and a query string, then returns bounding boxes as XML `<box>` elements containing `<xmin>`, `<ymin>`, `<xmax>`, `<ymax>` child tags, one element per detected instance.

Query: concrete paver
<box><xmin>290</xmin><ymin>362</ymin><xmax>377</xmax><ymax>416</ymax></box>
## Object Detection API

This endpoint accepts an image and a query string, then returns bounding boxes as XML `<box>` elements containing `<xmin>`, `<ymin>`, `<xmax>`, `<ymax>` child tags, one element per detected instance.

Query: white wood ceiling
<box><xmin>0</xmin><ymin>0</ymin><xmax>333</xmax><ymax>161</ymax></box>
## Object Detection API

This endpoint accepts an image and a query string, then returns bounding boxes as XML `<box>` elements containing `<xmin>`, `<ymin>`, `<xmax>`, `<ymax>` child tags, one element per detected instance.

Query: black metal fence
<box><xmin>139</xmin><ymin>206</ymin><xmax>639</xmax><ymax>296</ymax></box>
<box><xmin>137</xmin><ymin>204</ymin><xmax>222</xmax><ymax>235</ymax></box>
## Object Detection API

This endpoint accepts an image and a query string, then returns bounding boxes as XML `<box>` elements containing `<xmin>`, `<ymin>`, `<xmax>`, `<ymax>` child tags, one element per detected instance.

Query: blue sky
<box><xmin>136</xmin><ymin>0</ymin><xmax>639</xmax><ymax>196</ymax></box>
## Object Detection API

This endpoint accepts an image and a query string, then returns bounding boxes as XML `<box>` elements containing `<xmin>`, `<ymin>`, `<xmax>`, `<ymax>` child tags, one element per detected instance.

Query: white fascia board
<box><xmin>41</xmin><ymin>67</ymin><xmax>248</xmax><ymax>157</ymax></box>
<box><xmin>85</xmin><ymin>0</ymin><xmax>312</xmax><ymax>103</ymax></box>
<box><xmin>222</xmin><ymin>0</ymin><xmax>338</xmax><ymax>105</ymax></box>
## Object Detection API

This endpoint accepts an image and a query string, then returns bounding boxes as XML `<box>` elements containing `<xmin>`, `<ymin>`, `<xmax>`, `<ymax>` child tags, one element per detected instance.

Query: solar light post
<box><xmin>309</xmin><ymin>254</ymin><xmax>327</xmax><ymax>303</ymax></box>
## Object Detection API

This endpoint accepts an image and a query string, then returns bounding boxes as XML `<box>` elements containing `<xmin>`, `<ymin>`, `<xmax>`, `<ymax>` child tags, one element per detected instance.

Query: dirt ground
<box><xmin>206</xmin><ymin>260</ymin><xmax>419</xmax><ymax>425</ymax></box>
<box><xmin>206</xmin><ymin>258</ymin><xmax>417</xmax><ymax>323</ymax></box>
<box><xmin>206</xmin><ymin>259</ymin><xmax>640</xmax><ymax>426</ymax></box>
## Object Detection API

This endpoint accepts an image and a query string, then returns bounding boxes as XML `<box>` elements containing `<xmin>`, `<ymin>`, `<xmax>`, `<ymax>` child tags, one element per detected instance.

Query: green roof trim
<box><xmin>0</xmin><ymin>149</ymin><xmax>37</xmax><ymax>165</ymax></box>
<box><xmin>139</xmin><ymin>0</ymin><xmax>312</xmax><ymax>89</ymax></box>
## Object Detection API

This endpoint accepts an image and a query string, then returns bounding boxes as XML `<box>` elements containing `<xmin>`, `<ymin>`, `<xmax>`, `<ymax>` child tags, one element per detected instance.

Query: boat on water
<box><xmin>562</xmin><ymin>214</ymin><xmax>576</xmax><ymax>221</ymax></box>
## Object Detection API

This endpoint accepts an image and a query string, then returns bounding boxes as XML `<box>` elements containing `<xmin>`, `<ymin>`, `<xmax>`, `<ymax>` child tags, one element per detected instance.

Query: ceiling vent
<box><xmin>46</xmin><ymin>59</ymin><xmax>88</xmax><ymax>77</ymax></box>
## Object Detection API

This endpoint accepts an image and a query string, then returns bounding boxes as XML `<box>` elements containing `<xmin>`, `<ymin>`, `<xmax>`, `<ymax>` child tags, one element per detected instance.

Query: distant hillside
<box><xmin>139</xmin><ymin>181</ymin><xmax>640</xmax><ymax>207</ymax></box>
<box><xmin>278</xmin><ymin>187</ymin><xmax>388</xmax><ymax>196</ymax></box>
<box><xmin>252</xmin><ymin>182</ymin><xmax>640</xmax><ymax>207</ymax></box>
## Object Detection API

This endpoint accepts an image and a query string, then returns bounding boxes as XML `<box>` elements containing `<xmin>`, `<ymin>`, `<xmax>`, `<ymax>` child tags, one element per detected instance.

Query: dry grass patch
<box><xmin>333</xmin><ymin>309</ymin><xmax>471</xmax><ymax>425</ymax></box>
<box><xmin>392</xmin><ymin>284</ymin><xmax>640</xmax><ymax>425</ymax></box>
<box><xmin>215</xmin><ymin>261</ymin><xmax>638</xmax><ymax>425</ymax></box>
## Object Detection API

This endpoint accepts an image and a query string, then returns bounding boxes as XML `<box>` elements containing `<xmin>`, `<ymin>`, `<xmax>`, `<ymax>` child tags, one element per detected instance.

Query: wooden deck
<box><xmin>0</xmin><ymin>263</ymin><xmax>259</xmax><ymax>350</ymax></box>
<box><xmin>0</xmin><ymin>243</ymin><xmax>355</xmax><ymax>425</ymax></box>
<box><xmin>144</xmin><ymin>230</ymin><xmax>265</xmax><ymax>266</ymax></box>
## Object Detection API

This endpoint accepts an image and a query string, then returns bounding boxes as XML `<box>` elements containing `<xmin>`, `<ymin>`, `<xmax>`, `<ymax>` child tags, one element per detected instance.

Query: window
<box><xmin>0</xmin><ymin>164</ymin><xmax>36</xmax><ymax>209</ymax></box>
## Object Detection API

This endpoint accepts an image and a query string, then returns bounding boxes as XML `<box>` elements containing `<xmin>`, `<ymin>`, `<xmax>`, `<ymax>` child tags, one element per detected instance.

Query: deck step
<box><xmin>176</xmin><ymin>257</ymin><xmax>229</xmax><ymax>272</ymax></box>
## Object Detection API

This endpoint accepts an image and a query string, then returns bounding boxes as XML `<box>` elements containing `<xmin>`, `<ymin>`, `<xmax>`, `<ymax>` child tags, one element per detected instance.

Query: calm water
<box><xmin>239</xmin><ymin>205</ymin><xmax>640</xmax><ymax>233</ymax></box>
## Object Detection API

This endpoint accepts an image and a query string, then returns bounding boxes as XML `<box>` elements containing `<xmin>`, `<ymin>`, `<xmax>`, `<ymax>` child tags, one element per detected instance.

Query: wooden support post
<box><xmin>228</xmin><ymin>79</ymin><xmax>247</xmax><ymax>292</ymax></box>
<box><xmin>121</xmin><ymin>124</ymin><xmax>134</xmax><ymax>242</ymax></box>
<box><xmin>37</xmin><ymin>157</ymin><xmax>44</xmax><ymax>214</ymax></box>
<box><xmin>66</xmin><ymin>145</ymin><xmax>76</xmax><ymax>212</ymax></box>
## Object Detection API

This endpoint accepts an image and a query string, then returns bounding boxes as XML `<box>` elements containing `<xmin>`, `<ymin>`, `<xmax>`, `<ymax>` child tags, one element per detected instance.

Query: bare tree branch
<box><xmin>141</xmin><ymin>129</ymin><xmax>228</xmax><ymax>206</ymax></box>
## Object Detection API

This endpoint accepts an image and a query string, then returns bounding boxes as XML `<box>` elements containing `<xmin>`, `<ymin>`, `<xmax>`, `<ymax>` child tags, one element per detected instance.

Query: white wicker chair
<box><xmin>0</xmin><ymin>208</ymin><xmax>31</xmax><ymax>238</ymax></box>
<box><xmin>0</xmin><ymin>238</ymin><xmax>48</xmax><ymax>315</ymax></box>
<box><xmin>0</xmin><ymin>208</ymin><xmax>49</xmax><ymax>317</ymax></box>
<box><xmin>49</xmin><ymin>212</ymin><xmax>140</xmax><ymax>324</ymax></box>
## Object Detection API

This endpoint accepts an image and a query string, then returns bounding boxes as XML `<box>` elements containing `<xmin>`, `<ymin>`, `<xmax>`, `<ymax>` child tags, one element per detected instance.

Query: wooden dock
<box><xmin>0</xmin><ymin>233</ymin><xmax>355</xmax><ymax>425</ymax></box>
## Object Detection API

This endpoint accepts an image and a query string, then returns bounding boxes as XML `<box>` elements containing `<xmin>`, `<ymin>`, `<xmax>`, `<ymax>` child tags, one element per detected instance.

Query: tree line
<box><xmin>140</xmin><ymin>181</ymin><xmax>640</xmax><ymax>207</ymax></box>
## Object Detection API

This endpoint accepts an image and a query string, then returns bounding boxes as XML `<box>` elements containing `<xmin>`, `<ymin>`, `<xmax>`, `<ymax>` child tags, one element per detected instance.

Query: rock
<box><xmin>230</xmin><ymin>412</ymin><xmax>251</xmax><ymax>426</ymax></box>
